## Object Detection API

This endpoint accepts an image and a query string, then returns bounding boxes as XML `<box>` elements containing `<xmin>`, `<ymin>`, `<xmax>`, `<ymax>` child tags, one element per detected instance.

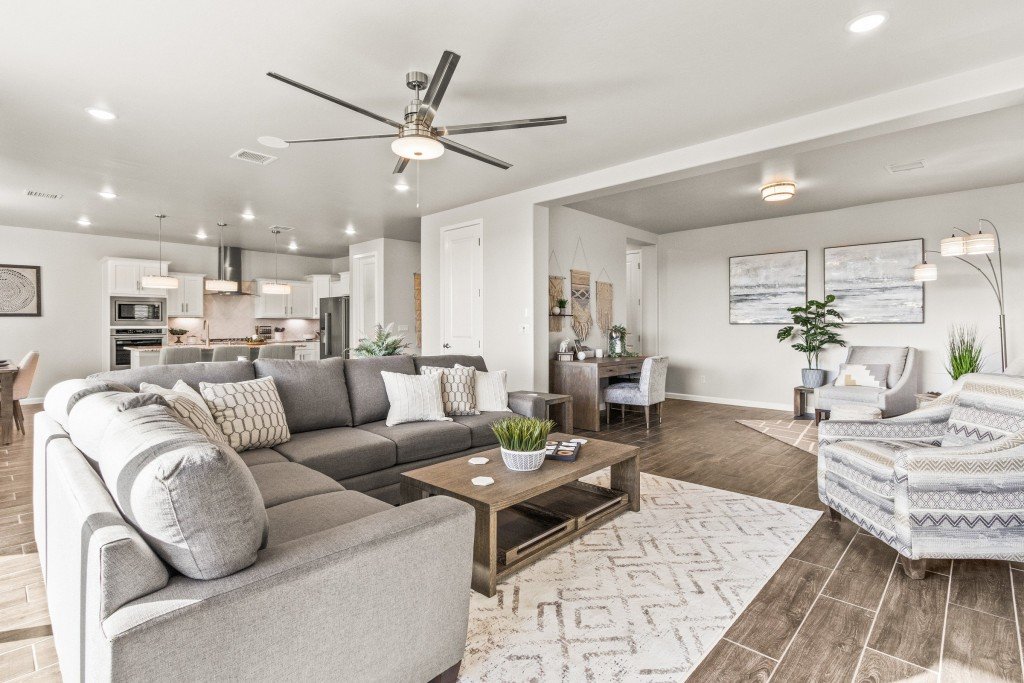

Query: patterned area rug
<box><xmin>736</xmin><ymin>418</ymin><xmax>819</xmax><ymax>455</ymax></box>
<box><xmin>460</xmin><ymin>472</ymin><xmax>819</xmax><ymax>681</ymax></box>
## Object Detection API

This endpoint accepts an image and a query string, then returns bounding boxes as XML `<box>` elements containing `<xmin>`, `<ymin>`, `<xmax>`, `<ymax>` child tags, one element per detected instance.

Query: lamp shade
<box><xmin>140</xmin><ymin>274</ymin><xmax>179</xmax><ymax>290</ymax></box>
<box><xmin>391</xmin><ymin>134</ymin><xmax>444</xmax><ymax>160</ymax></box>
<box><xmin>913</xmin><ymin>263</ymin><xmax>937</xmax><ymax>282</ymax></box>
<box><xmin>761</xmin><ymin>181</ymin><xmax>796</xmax><ymax>202</ymax></box>
<box><xmin>964</xmin><ymin>232</ymin><xmax>996</xmax><ymax>255</ymax></box>
<box><xmin>205</xmin><ymin>279</ymin><xmax>239</xmax><ymax>293</ymax></box>
<box><xmin>262</xmin><ymin>282</ymin><xmax>291</xmax><ymax>295</ymax></box>
<box><xmin>940</xmin><ymin>235</ymin><xmax>966</xmax><ymax>257</ymax></box>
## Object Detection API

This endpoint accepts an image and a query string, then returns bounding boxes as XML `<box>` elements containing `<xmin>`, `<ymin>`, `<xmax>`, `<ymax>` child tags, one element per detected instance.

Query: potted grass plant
<box><xmin>777</xmin><ymin>295</ymin><xmax>846</xmax><ymax>388</ymax></box>
<box><xmin>946</xmin><ymin>324</ymin><xmax>984</xmax><ymax>380</ymax></box>
<box><xmin>491</xmin><ymin>416</ymin><xmax>557</xmax><ymax>472</ymax></box>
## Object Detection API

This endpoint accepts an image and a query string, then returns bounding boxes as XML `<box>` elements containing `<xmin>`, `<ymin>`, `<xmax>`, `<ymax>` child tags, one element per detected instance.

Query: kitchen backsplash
<box><xmin>169</xmin><ymin>294</ymin><xmax>319</xmax><ymax>339</ymax></box>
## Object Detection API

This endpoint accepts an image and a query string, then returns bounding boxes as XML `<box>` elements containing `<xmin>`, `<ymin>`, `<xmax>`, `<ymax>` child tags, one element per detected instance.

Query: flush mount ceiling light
<box><xmin>241</xmin><ymin>211</ymin><xmax>255</xmax><ymax>221</ymax></box>
<box><xmin>86</xmin><ymin>107</ymin><xmax>117</xmax><ymax>120</ymax></box>
<box><xmin>76</xmin><ymin>216</ymin><xmax>92</xmax><ymax>227</ymax></box>
<box><xmin>394</xmin><ymin>181</ymin><xmax>410</xmax><ymax>192</ymax></box>
<box><xmin>257</xmin><ymin>136</ymin><xmax>289</xmax><ymax>149</ymax></box>
<box><xmin>761</xmin><ymin>181</ymin><xmax>796</xmax><ymax>202</ymax></box>
<box><xmin>344</xmin><ymin>225</ymin><xmax>356</xmax><ymax>236</ymax></box>
<box><xmin>391</xmin><ymin>132</ymin><xmax>445</xmax><ymax>160</ymax></box>
<box><xmin>140</xmin><ymin>214</ymin><xmax>179</xmax><ymax>289</ymax></box>
<box><xmin>264</xmin><ymin>227</ymin><xmax>292</xmax><ymax>295</ymax></box>
<box><xmin>196</xmin><ymin>229</ymin><xmax>208</xmax><ymax>240</ymax></box>
<box><xmin>847</xmin><ymin>11</ymin><xmax>888</xmax><ymax>33</ymax></box>
<box><xmin>288</xmin><ymin>240</ymin><xmax>298</xmax><ymax>251</ymax></box>
<box><xmin>205</xmin><ymin>222</ymin><xmax>240</xmax><ymax>293</ymax></box>
<box><xmin>98</xmin><ymin>190</ymin><xmax>117</xmax><ymax>199</ymax></box>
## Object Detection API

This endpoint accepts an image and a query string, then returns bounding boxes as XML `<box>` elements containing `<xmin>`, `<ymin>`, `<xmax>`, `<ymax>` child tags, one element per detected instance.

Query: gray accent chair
<box><xmin>603</xmin><ymin>355</ymin><xmax>669</xmax><ymax>428</ymax></box>
<box><xmin>258</xmin><ymin>344</ymin><xmax>296</xmax><ymax>360</ymax></box>
<box><xmin>158</xmin><ymin>346</ymin><xmax>202</xmax><ymax>365</ymax></box>
<box><xmin>211</xmin><ymin>345</ymin><xmax>250</xmax><ymax>362</ymax></box>
<box><xmin>814</xmin><ymin>346</ymin><xmax>919</xmax><ymax>420</ymax></box>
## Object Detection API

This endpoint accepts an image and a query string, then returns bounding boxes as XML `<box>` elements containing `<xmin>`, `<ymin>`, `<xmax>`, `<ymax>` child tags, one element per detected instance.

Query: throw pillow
<box><xmin>199</xmin><ymin>376</ymin><xmax>290</xmax><ymax>451</ymax></box>
<box><xmin>457</xmin><ymin>364</ymin><xmax>511</xmax><ymax>412</ymax></box>
<box><xmin>380</xmin><ymin>371</ymin><xmax>451</xmax><ymax>427</ymax></box>
<box><xmin>834</xmin><ymin>363</ymin><xmax>890</xmax><ymax>389</ymax></box>
<box><xmin>942</xmin><ymin>376</ymin><xmax>1024</xmax><ymax>447</ymax></box>
<box><xmin>420</xmin><ymin>365</ymin><xmax>479</xmax><ymax>416</ymax></box>
<box><xmin>141</xmin><ymin>382</ymin><xmax>231</xmax><ymax>448</ymax></box>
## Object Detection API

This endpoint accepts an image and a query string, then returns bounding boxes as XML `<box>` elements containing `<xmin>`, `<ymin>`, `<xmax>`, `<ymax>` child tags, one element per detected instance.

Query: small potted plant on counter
<box><xmin>608</xmin><ymin>324</ymin><xmax>628</xmax><ymax>357</ymax></box>
<box><xmin>168</xmin><ymin>328</ymin><xmax>188</xmax><ymax>345</ymax></box>
<box><xmin>777</xmin><ymin>294</ymin><xmax>846</xmax><ymax>388</ymax></box>
<box><xmin>492</xmin><ymin>416</ymin><xmax>557</xmax><ymax>472</ymax></box>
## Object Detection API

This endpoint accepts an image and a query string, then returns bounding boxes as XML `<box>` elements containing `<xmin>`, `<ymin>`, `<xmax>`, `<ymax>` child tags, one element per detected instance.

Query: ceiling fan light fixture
<box><xmin>391</xmin><ymin>134</ymin><xmax>444</xmax><ymax>160</ymax></box>
<box><xmin>761</xmin><ymin>181</ymin><xmax>796</xmax><ymax>202</ymax></box>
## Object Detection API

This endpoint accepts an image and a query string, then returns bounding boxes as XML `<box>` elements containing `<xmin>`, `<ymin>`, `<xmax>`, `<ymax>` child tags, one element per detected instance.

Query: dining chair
<box><xmin>210</xmin><ymin>345</ymin><xmax>251</xmax><ymax>362</ymax></box>
<box><xmin>11</xmin><ymin>351</ymin><xmax>39</xmax><ymax>435</ymax></box>
<box><xmin>603</xmin><ymin>355</ymin><xmax>669</xmax><ymax>429</ymax></box>
<box><xmin>158</xmin><ymin>347</ymin><xmax>203</xmax><ymax>365</ymax></box>
<box><xmin>257</xmin><ymin>345</ymin><xmax>296</xmax><ymax>360</ymax></box>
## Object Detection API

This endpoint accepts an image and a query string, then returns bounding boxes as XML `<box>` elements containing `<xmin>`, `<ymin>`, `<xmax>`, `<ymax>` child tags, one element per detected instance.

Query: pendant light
<box><xmin>263</xmin><ymin>227</ymin><xmax>291</xmax><ymax>295</ymax></box>
<box><xmin>140</xmin><ymin>214</ymin><xmax>179</xmax><ymax>289</ymax></box>
<box><xmin>205</xmin><ymin>222</ymin><xmax>240</xmax><ymax>292</ymax></box>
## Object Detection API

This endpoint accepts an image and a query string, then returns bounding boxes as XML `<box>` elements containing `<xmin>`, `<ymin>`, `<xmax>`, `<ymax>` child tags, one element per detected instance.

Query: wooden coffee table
<box><xmin>399</xmin><ymin>435</ymin><xmax>640</xmax><ymax>597</ymax></box>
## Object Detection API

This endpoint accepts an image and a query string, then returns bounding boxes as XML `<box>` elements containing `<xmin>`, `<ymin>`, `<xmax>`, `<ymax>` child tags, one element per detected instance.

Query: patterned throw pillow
<box><xmin>420</xmin><ymin>365</ymin><xmax>479</xmax><ymax>416</ymax></box>
<box><xmin>456</xmin><ymin>364</ymin><xmax>511</xmax><ymax>412</ymax></box>
<box><xmin>140</xmin><ymin>382</ymin><xmax>231</xmax><ymax>448</ymax></box>
<box><xmin>199</xmin><ymin>377</ymin><xmax>290</xmax><ymax>451</ymax></box>
<box><xmin>381</xmin><ymin>371</ymin><xmax>451</xmax><ymax>427</ymax></box>
<box><xmin>834</xmin><ymin>363</ymin><xmax>890</xmax><ymax>389</ymax></box>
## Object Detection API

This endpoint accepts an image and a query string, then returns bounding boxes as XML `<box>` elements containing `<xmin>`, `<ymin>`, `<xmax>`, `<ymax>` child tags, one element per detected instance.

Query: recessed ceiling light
<box><xmin>196</xmin><ymin>229</ymin><xmax>208</xmax><ymax>240</ymax></box>
<box><xmin>76</xmin><ymin>216</ymin><xmax>92</xmax><ymax>226</ymax></box>
<box><xmin>761</xmin><ymin>181</ymin><xmax>797</xmax><ymax>202</ymax></box>
<box><xmin>394</xmin><ymin>182</ymin><xmax>410</xmax><ymax>192</ymax></box>
<box><xmin>241</xmin><ymin>211</ymin><xmax>255</xmax><ymax>220</ymax></box>
<box><xmin>258</xmin><ymin>136</ymin><xmax>289</xmax><ymax>149</ymax></box>
<box><xmin>98</xmin><ymin>190</ymin><xmax>117</xmax><ymax>199</ymax></box>
<box><xmin>85</xmin><ymin>107</ymin><xmax>117</xmax><ymax>121</ymax></box>
<box><xmin>345</xmin><ymin>225</ymin><xmax>356</xmax><ymax>236</ymax></box>
<box><xmin>847</xmin><ymin>11</ymin><xmax>887</xmax><ymax>33</ymax></box>
<box><xmin>288</xmin><ymin>240</ymin><xmax>298</xmax><ymax>251</ymax></box>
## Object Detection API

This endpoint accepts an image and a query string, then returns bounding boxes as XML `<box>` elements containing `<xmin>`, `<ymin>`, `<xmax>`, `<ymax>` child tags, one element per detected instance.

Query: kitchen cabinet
<box><xmin>307</xmin><ymin>274</ymin><xmax>332</xmax><ymax>317</ymax></box>
<box><xmin>254</xmin><ymin>279</ymin><xmax>288</xmax><ymax>318</ymax></box>
<box><xmin>288</xmin><ymin>282</ymin><xmax>315</xmax><ymax>319</ymax></box>
<box><xmin>329</xmin><ymin>272</ymin><xmax>351</xmax><ymax>297</ymax></box>
<box><xmin>294</xmin><ymin>342</ymin><xmax>319</xmax><ymax>361</ymax></box>
<box><xmin>104</xmin><ymin>258</ymin><xmax>171</xmax><ymax>296</ymax></box>
<box><xmin>166</xmin><ymin>273</ymin><xmax>205</xmax><ymax>317</ymax></box>
<box><xmin>254</xmin><ymin>279</ymin><xmax>316</xmax><ymax>319</ymax></box>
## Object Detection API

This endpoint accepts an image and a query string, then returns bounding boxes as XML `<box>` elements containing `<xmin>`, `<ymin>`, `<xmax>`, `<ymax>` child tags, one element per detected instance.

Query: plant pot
<box><xmin>802</xmin><ymin>368</ymin><xmax>827</xmax><ymax>389</ymax></box>
<box><xmin>551</xmin><ymin>306</ymin><xmax>561</xmax><ymax>315</ymax></box>
<box><xmin>500</xmin><ymin>446</ymin><xmax>546</xmax><ymax>472</ymax></box>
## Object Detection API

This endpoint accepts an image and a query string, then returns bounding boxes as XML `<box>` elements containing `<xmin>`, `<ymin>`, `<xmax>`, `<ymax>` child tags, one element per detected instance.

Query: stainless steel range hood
<box><xmin>210</xmin><ymin>245</ymin><xmax>252</xmax><ymax>295</ymax></box>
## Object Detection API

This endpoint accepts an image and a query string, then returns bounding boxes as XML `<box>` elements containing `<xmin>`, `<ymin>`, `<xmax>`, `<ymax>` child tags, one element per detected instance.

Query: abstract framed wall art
<box><xmin>729</xmin><ymin>250</ymin><xmax>807</xmax><ymax>324</ymax></box>
<box><xmin>0</xmin><ymin>265</ymin><xmax>41</xmax><ymax>317</ymax></box>
<box><xmin>824</xmin><ymin>239</ymin><xmax>923</xmax><ymax>323</ymax></box>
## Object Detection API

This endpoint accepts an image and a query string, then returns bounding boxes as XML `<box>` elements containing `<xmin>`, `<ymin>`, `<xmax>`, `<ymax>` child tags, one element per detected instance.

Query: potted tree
<box><xmin>777</xmin><ymin>295</ymin><xmax>846</xmax><ymax>388</ymax></box>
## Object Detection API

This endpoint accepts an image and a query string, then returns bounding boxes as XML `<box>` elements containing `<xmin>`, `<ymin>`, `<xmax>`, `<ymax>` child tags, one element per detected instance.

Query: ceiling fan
<box><xmin>266</xmin><ymin>50</ymin><xmax>566</xmax><ymax>173</ymax></box>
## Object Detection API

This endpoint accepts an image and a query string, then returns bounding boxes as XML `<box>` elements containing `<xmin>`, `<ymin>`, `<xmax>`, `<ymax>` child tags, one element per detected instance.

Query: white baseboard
<box><xmin>21</xmin><ymin>397</ymin><xmax>44</xmax><ymax>405</ymax></box>
<box><xmin>666</xmin><ymin>392</ymin><xmax>790</xmax><ymax>412</ymax></box>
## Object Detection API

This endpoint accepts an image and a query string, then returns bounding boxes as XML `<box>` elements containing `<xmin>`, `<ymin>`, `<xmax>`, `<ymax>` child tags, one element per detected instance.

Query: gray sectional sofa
<box><xmin>36</xmin><ymin>354</ymin><xmax>538</xmax><ymax>682</ymax></box>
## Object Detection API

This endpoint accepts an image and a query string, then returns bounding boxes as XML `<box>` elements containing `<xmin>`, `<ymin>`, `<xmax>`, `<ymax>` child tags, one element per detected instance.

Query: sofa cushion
<box><xmin>254</xmin><ymin>358</ymin><xmax>353</xmax><ymax>431</ymax></box>
<box><xmin>65</xmin><ymin>391</ymin><xmax>169</xmax><ymax>466</ymax></box>
<box><xmin>239</xmin><ymin>448</ymin><xmax>289</xmax><ymax>467</ymax></box>
<box><xmin>452</xmin><ymin>412</ymin><xmax>507</xmax><ymax>447</ymax></box>
<box><xmin>43</xmin><ymin>378</ymin><xmax>133</xmax><ymax>428</ymax></box>
<box><xmin>266</xmin><ymin>491</ymin><xmax>391</xmax><ymax>546</ymax></box>
<box><xmin>414</xmin><ymin>355</ymin><xmax>487</xmax><ymax>372</ymax></box>
<box><xmin>200</xmin><ymin>376</ymin><xmax>291</xmax><ymax>451</ymax></box>
<box><xmin>90</xmin><ymin>360</ymin><xmax>256</xmax><ymax>391</ymax></box>
<box><xmin>98</xmin><ymin>404</ymin><xmax>268</xmax><ymax>580</ymax></box>
<box><xmin>358</xmin><ymin>419</ymin><xmax>472</xmax><ymax>464</ymax></box>
<box><xmin>247</xmin><ymin>462</ymin><xmax>344</xmax><ymax>508</ymax></box>
<box><xmin>344</xmin><ymin>355</ymin><xmax>417</xmax><ymax>425</ymax></box>
<box><xmin>847</xmin><ymin>347</ymin><xmax>909</xmax><ymax>390</ymax></box>
<box><xmin>272</xmin><ymin>427</ymin><xmax>397</xmax><ymax>480</ymax></box>
<box><xmin>817</xmin><ymin>384</ymin><xmax>885</xmax><ymax>406</ymax></box>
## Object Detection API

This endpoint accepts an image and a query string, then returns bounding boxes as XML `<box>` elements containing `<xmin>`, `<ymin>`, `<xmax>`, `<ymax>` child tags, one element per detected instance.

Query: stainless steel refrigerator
<box><xmin>319</xmin><ymin>296</ymin><xmax>350</xmax><ymax>358</ymax></box>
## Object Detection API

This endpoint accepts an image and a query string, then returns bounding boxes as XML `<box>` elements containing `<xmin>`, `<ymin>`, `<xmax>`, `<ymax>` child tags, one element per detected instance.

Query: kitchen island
<box><xmin>128</xmin><ymin>340</ymin><xmax>319</xmax><ymax>369</ymax></box>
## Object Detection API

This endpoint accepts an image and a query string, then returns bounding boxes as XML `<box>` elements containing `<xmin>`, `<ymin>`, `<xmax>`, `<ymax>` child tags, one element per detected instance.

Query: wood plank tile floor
<box><xmin>5</xmin><ymin>399</ymin><xmax>1023</xmax><ymax>681</ymax></box>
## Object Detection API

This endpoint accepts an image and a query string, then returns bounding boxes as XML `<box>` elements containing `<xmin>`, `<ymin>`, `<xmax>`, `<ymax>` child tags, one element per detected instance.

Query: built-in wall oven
<box><xmin>111</xmin><ymin>297</ymin><xmax>166</xmax><ymax>326</ymax></box>
<box><xmin>110</xmin><ymin>328</ymin><xmax>166</xmax><ymax>370</ymax></box>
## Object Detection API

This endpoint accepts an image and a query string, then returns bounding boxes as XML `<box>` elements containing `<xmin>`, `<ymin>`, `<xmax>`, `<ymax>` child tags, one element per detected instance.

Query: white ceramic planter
<box><xmin>500</xmin><ymin>447</ymin><xmax>546</xmax><ymax>472</ymax></box>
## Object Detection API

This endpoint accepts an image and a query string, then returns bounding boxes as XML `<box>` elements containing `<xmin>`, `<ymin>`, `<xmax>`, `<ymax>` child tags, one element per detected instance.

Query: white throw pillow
<box><xmin>381</xmin><ymin>371</ymin><xmax>451</xmax><ymax>427</ymax></box>
<box><xmin>420</xmin><ymin>365</ymin><xmax>479</xmax><ymax>416</ymax></box>
<box><xmin>140</xmin><ymin>382</ymin><xmax>231</xmax><ymax>448</ymax></box>
<box><xmin>457</xmin><ymin>364</ymin><xmax>511</xmax><ymax>412</ymax></box>
<box><xmin>200</xmin><ymin>376</ymin><xmax>291</xmax><ymax>451</ymax></box>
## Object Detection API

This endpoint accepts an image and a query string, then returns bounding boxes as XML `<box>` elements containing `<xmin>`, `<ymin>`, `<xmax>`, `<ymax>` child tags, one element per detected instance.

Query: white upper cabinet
<box><xmin>166</xmin><ymin>273</ymin><xmax>205</xmax><ymax>317</ymax></box>
<box><xmin>104</xmin><ymin>258</ymin><xmax>171</xmax><ymax>296</ymax></box>
<box><xmin>306</xmin><ymin>274</ymin><xmax>332</xmax><ymax>317</ymax></box>
<box><xmin>329</xmin><ymin>272</ymin><xmax>351</xmax><ymax>297</ymax></box>
<box><xmin>288</xmin><ymin>282</ymin><xmax>315</xmax><ymax>319</ymax></box>
<box><xmin>254</xmin><ymin>279</ymin><xmax>316</xmax><ymax>319</ymax></box>
<box><xmin>254</xmin><ymin>279</ymin><xmax>288</xmax><ymax>318</ymax></box>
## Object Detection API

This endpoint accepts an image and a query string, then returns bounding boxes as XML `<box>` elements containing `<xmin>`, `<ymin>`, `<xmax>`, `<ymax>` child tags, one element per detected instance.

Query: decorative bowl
<box><xmin>500</xmin><ymin>447</ymin><xmax>546</xmax><ymax>472</ymax></box>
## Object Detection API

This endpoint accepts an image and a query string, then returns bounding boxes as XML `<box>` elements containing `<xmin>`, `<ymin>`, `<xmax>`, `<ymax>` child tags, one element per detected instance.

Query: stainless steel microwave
<box><xmin>111</xmin><ymin>297</ymin><xmax>166</xmax><ymax>326</ymax></box>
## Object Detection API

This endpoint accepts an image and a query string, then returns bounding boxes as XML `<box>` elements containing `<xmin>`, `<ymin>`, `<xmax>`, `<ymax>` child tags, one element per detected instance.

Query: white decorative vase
<box><xmin>500</xmin><ymin>446</ymin><xmax>546</xmax><ymax>472</ymax></box>
<box><xmin>551</xmin><ymin>306</ymin><xmax>561</xmax><ymax>315</ymax></box>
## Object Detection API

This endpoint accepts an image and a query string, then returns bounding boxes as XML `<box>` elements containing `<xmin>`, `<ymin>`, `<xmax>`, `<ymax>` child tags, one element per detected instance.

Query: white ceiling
<box><xmin>2</xmin><ymin>1</ymin><xmax>1024</xmax><ymax>256</ymax></box>
<box><xmin>567</xmin><ymin>104</ymin><xmax>1024</xmax><ymax>232</ymax></box>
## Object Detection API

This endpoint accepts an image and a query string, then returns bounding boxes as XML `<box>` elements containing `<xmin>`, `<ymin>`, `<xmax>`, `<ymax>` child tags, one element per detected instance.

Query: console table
<box><xmin>550</xmin><ymin>357</ymin><xmax>645</xmax><ymax>432</ymax></box>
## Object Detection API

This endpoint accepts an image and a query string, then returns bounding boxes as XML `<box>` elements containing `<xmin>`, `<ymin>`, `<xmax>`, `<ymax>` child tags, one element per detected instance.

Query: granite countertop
<box><xmin>129</xmin><ymin>339</ymin><xmax>317</xmax><ymax>352</ymax></box>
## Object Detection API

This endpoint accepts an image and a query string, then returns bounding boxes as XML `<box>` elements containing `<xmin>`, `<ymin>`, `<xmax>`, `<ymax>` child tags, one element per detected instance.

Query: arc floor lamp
<box><xmin>914</xmin><ymin>219</ymin><xmax>1008</xmax><ymax>370</ymax></box>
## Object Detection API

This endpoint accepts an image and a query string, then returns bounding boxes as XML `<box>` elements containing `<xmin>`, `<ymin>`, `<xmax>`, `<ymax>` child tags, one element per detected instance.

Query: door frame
<box><xmin>440</xmin><ymin>219</ymin><xmax>484</xmax><ymax>355</ymax></box>
<box><xmin>350</xmin><ymin>250</ymin><xmax>383</xmax><ymax>350</ymax></box>
<box><xmin>626</xmin><ymin>249</ymin><xmax>643</xmax><ymax>352</ymax></box>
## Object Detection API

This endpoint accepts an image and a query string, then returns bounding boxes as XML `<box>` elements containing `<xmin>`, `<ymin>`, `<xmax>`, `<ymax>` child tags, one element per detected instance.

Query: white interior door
<box><xmin>626</xmin><ymin>250</ymin><xmax>642</xmax><ymax>351</ymax></box>
<box><xmin>441</xmin><ymin>222</ymin><xmax>483</xmax><ymax>355</ymax></box>
<box><xmin>350</xmin><ymin>253</ymin><xmax>380</xmax><ymax>348</ymax></box>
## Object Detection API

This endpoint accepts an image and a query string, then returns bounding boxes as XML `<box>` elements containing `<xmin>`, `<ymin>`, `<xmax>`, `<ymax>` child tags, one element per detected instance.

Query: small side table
<box><xmin>508</xmin><ymin>391</ymin><xmax>574</xmax><ymax>433</ymax></box>
<box><xmin>793</xmin><ymin>386</ymin><xmax>816</xmax><ymax>421</ymax></box>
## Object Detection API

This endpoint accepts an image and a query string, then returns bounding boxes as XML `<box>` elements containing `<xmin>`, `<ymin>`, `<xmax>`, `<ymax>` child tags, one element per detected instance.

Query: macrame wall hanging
<box><xmin>595</xmin><ymin>265</ymin><xmax>614</xmax><ymax>334</ymax></box>
<box><xmin>570</xmin><ymin>269</ymin><xmax>592</xmax><ymax>340</ymax></box>
<box><xmin>548</xmin><ymin>275</ymin><xmax>565</xmax><ymax>332</ymax></box>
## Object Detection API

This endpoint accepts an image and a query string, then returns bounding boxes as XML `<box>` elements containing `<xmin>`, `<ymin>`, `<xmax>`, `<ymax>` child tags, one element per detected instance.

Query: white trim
<box><xmin>22</xmin><ymin>397</ymin><xmax>44</xmax><ymax>405</ymax></box>
<box><xmin>666</xmin><ymin>392</ymin><xmax>790</xmax><ymax>412</ymax></box>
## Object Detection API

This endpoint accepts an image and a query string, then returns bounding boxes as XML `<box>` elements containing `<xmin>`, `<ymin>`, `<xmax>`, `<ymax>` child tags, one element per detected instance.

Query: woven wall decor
<box><xmin>549</xmin><ymin>275</ymin><xmax>565</xmax><ymax>332</ymax></box>
<box><xmin>596</xmin><ymin>280</ymin><xmax>613</xmax><ymax>333</ymax></box>
<box><xmin>570</xmin><ymin>269</ymin><xmax>592</xmax><ymax>340</ymax></box>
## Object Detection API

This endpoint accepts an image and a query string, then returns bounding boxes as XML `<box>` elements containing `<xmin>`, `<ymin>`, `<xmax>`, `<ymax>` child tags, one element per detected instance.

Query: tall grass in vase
<box><xmin>946</xmin><ymin>324</ymin><xmax>984</xmax><ymax>380</ymax></box>
<box><xmin>492</xmin><ymin>416</ymin><xmax>556</xmax><ymax>472</ymax></box>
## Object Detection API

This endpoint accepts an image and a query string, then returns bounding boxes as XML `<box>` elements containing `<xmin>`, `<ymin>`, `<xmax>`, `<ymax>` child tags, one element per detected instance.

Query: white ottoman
<box><xmin>829</xmin><ymin>402</ymin><xmax>882</xmax><ymax>421</ymax></box>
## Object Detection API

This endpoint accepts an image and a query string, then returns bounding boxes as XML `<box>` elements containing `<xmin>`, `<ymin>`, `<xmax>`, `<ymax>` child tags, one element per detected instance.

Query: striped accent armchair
<box><xmin>818</xmin><ymin>372</ymin><xmax>1024</xmax><ymax>578</ymax></box>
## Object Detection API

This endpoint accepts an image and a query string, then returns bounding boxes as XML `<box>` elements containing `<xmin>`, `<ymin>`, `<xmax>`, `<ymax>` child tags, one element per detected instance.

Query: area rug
<box><xmin>736</xmin><ymin>418</ymin><xmax>819</xmax><ymax>455</ymax></box>
<box><xmin>460</xmin><ymin>472</ymin><xmax>820</xmax><ymax>682</ymax></box>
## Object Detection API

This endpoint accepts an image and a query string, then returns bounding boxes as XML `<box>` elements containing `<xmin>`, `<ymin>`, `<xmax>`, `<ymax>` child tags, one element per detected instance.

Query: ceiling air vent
<box><xmin>24</xmin><ymin>189</ymin><xmax>63</xmax><ymax>199</ymax></box>
<box><xmin>885</xmin><ymin>159</ymin><xmax>925</xmax><ymax>174</ymax></box>
<box><xmin>230</xmin><ymin>148</ymin><xmax>278</xmax><ymax>165</ymax></box>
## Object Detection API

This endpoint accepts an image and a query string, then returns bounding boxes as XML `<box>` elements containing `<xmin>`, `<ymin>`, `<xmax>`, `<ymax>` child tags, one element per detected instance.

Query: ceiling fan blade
<box><xmin>439</xmin><ymin>137</ymin><xmax>511</xmax><ymax>170</ymax></box>
<box><xmin>437</xmin><ymin>116</ymin><xmax>567</xmax><ymax>136</ymax></box>
<box><xmin>267</xmin><ymin>72</ymin><xmax>402</xmax><ymax>129</ymax></box>
<box><xmin>393</xmin><ymin>157</ymin><xmax>410</xmax><ymax>174</ymax></box>
<box><xmin>417</xmin><ymin>51</ymin><xmax>460</xmax><ymax>127</ymax></box>
<box><xmin>284</xmin><ymin>133</ymin><xmax>397</xmax><ymax>144</ymax></box>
